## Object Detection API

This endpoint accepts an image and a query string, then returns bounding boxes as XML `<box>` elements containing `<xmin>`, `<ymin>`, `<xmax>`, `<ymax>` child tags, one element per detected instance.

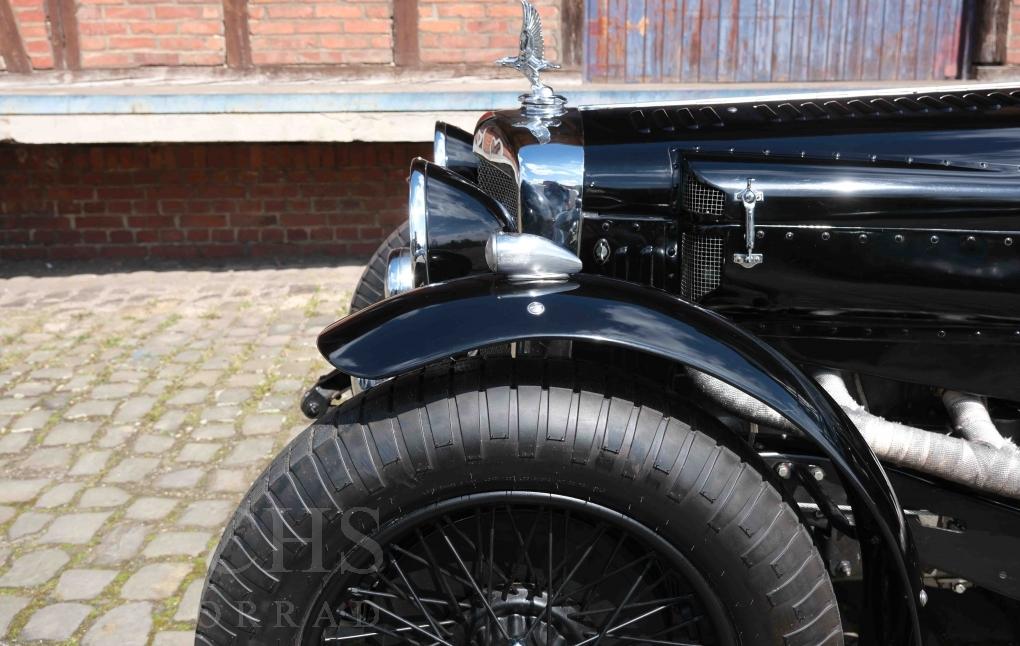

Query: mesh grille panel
<box><xmin>682</xmin><ymin>173</ymin><xmax>725</xmax><ymax>216</ymax></box>
<box><xmin>680</xmin><ymin>233</ymin><xmax>723</xmax><ymax>301</ymax></box>
<box><xmin>476</xmin><ymin>157</ymin><xmax>519</xmax><ymax>218</ymax></box>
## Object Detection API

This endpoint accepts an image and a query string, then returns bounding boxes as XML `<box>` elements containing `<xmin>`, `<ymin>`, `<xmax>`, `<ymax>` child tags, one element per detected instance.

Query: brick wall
<box><xmin>76</xmin><ymin>0</ymin><xmax>225</xmax><ymax>68</ymax></box>
<box><xmin>0</xmin><ymin>142</ymin><xmax>429</xmax><ymax>261</ymax></box>
<box><xmin>418</xmin><ymin>0</ymin><xmax>559</xmax><ymax>65</ymax></box>
<box><xmin>249</xmin><ymin>0</ymin><xmax>393</xmax><ymax>65</ymax></box>
<box><xmin>1010</xmin><ymin>0</ymin><xmax>1020</xmax><ymax>65</ymax></box>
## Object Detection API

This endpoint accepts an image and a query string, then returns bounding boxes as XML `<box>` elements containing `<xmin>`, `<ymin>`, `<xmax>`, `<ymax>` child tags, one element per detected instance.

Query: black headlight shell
<box><xmin>433</xmin><ymin>122</ymin><xmax>478</xmax><ymax>183</ymax></box>
<box><xmin>407</xmin><ymin>157</ymin><xmax>514</xmax><ymax>287</ymax></box>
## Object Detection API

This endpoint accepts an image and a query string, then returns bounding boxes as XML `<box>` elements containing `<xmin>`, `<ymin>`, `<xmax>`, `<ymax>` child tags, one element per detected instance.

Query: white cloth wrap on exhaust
<box><xmin>688</xmin><ymin>367</ymin><xmax>1020</xmax><ymax>499</ymax></box>
<box><xmin>942</xmin><ymin>390</ymin><xmax>1012</xmax><ymax>450</ymax></box>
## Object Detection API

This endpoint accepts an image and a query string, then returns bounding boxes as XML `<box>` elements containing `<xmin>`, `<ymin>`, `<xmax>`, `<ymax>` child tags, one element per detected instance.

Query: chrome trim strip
<box><xmin>407</xmin><ymin>162</ymin><xmax>429</xmax><ymax>286</ymax></box>
<box><xmin>432</xmin><ymin>125</ymin><xmax>448</xmax><ymax>167</ymax></box>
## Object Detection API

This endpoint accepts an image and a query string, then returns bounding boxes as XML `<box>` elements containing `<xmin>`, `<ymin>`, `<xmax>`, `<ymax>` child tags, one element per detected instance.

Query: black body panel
<box><xmin>579</xmin><ymin>87</ymin><xmax>1020</xmax><ymax>399</ymax></box>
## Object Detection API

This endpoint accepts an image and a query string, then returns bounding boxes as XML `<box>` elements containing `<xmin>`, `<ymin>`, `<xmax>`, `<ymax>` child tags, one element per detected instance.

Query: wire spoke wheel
<box><xmin>312</xmin><ymin>493</ymin><xmax>730</xmax><ymax>646</ymax></box>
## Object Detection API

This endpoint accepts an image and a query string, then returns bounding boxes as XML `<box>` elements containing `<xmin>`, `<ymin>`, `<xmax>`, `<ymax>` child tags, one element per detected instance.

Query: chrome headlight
<box><xmin>384</xmin><ymin>248</ymin><xmax>413</xmax><ymax>298</ymax></box>
<box><xmin>403</xmin><ymin>157</ymin><xmax>513</xmax><ymax>289</ymax></box>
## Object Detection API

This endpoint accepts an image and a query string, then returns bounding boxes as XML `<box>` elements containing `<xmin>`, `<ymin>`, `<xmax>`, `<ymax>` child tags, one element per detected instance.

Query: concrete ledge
<box><xmin>0</xmin><ymin>111</ymin><xmax>482</xmax><ymax>144</ymax></box>
<box><xmin>0</xmin><ymin>79</ymin><xmax>937</xmax><ymax>144</ymax></box>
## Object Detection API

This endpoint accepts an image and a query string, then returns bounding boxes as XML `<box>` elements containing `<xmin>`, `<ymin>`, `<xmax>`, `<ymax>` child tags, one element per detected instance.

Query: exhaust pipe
<box><xmin>688</xmin><ymin>367</ymin><xmax>1020</xmax><ymax>499</ymax></box>
<box><xmin>942</xmin><ymin>390</ymin><xmax>1011</xmax><ymax>450</ymax></box>
<box><xmin>686</xmin><ymin>368</ymin><xmax>796</xmax><ymax>431</ymax></box>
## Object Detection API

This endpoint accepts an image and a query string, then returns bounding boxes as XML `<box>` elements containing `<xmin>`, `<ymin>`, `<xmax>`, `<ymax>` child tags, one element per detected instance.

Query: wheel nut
<box><xmin>838</xmin><ymin>560</ymin><xmax>852</xmax><ymax>577</ymax></box>
<box><xmin>775</xmin><ymin>462</ymin><xmax>793</xmax><ymax>479</ymax></box>
<box><xmin>954</xmin><ymin>582</ymin><xmax>967</xmax><ymax>594</ymax></box>
<box><xmin>809</xmin><ymin>466</ymin><xmax>825</xmax><ymax>481</ymax></box>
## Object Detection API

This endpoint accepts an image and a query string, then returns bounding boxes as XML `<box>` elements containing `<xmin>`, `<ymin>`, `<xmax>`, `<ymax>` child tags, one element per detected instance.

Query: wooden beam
<box><xmin>974</xmin><ymin>0</ymin><xmax>1009</xmax><ymax>64</ymax></box>
<box><xmin>393</xmin><ymin>0</ymin><xmax>419</xmax><ymax>67</ymax></box>
<box><xmin>560</xmin><ymin>0</ymin><xmax>584</xmax><ymax>69</ymax></box>
<box><xmin>223</xmin><ymin>0</ymin><xmax>252</xmax><ymax>69</ymax></box>
<box><xmin>45</xmin><ymin>0</ymin><xmax>80</xmax><ymax>70</ymax></box>
<box><xmin>0</xmin><ymin>0</ymin><xmax>31</xmax><ymax>73</ymax></box>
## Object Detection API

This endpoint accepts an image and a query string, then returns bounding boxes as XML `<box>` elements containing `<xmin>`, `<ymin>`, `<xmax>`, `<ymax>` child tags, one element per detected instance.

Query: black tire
<box><xmin>349</xmin><ymin>222</ymin><xmax>410</xmax><ymax>313</ymax></box>
<box><xmin>197</xmin><ymin>358</ymin><xmax>842</xmax><ymax>646</ymax></box>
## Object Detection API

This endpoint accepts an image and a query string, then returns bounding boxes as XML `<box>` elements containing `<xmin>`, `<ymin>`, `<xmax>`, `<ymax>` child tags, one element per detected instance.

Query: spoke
<box><xmin>639</xmin><ymin>613</ymin><xmax>707</xmax><ymax>638</ymax></box>
<box><xmin>567</xmin><ymin>553</ymin><xmax>655</xmax><ymax>604</ymax></box>
<box><xmin>329</xmin><ymin>613</ymin><xmax>458</xmax><ymax>643</ymax></box>
<box><xmin>352</xmin><ymin>598</ymin><xmax>455</xmax><ymax>646</ymax></box>
<box><xmin>550</xmin><ymin>523</ymin><xmax>607</xmax><ymax>603</ymax></box>
<box><xmin>399</xmin><ymin>534</ymin><xmax>465</xmax><ymax>613</ymax></box>
<box><xmin>518</xmin><ymin>516</ymin><xmax>608</xmax><ymax>645</ymax></box>
<box><xmin>390</xmin><ymin>556</ymin><xmax>452</xmax><ymax>638</ymax></box>
<box><xmin>581</xmin><ymin>532</ymin><xmax>627</xmax><ymax>610</ymax></box>
<box><xmin>568</xmin><ymin>594</ymin><xmax>694</xmax><ymax>619</ymax></box>
<box><xmin>486</xmin><ymin>507</ymin><xmax>496</xmax><ymax>642</ymax></box>
<box><xmin>546</xmin><ymin>507</ymin><xmax>553</xmax><ymax>646</ymax></box>
<box><xmin>390</xmin><ymin>543</ymin><xmax>473</xmax><ymax>591</ymax></box>
<box><xmin>441</xmin><ymin>514</ymin><xmax>511</xmax><ymax>584</ymax></box>
<box><xmin>346</xmin><ymin>587</ymin><xmax>460</xmax><ymax>608</ymax></box>
<box><xmin>614</xmin><ymin>636</ymin><xmax>704</xmax><ymax>646</ymax></box>
<box><xmin>600</xmin><ymin>604</ymin><xmax>679</xmax><ymax>639</ymax></box>
<box><xmin>503</xmin><ymin>504</ymin><xmax>538</xmax><ymax>594</ymax></box>
<box><xmin>487</xmin><ymin>508</ymin><xmax>497</xmax><ymax>593</ymax></box>
<box><xmin>586</xmin><ymin>559</ymin><xmax>653</xmax><ymax>646</ymax></box>
<box><xmin>438</xmin><ymin>523</ymin><xmax>512</xmax><ymax>640</ymax></box>
<box><xmin>334</xmin><ymin>609</ymin><xmax>423</xmax><ymax>645</ymax></box>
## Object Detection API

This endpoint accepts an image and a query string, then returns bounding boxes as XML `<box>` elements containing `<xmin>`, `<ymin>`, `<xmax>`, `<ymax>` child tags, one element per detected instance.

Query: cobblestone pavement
<box><xmin>0</xmin><ymin>263</ymin><xmax>363</xmax><ymax>645</ymax></box>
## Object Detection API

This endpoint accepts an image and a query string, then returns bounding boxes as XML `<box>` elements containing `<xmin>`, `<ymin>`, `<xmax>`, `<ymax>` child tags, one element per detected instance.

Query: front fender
<box><xmin>318</xmin><ymin>273</ymin><xmax>923</xmax><ymax>645</ymax></box>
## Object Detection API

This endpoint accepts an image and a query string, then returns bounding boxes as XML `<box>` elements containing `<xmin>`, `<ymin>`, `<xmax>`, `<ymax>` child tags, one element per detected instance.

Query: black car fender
<box><xmin>317</xmin><ymin>272</ymin><xmax>924</xmax><ymax>646</ymax></box>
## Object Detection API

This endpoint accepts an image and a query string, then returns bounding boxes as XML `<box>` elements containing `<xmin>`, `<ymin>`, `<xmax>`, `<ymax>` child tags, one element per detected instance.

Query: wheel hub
<box><xmin>468</xmin><ymin>588</ymin><xmax>582</xmax><ymax>646</ymax></box>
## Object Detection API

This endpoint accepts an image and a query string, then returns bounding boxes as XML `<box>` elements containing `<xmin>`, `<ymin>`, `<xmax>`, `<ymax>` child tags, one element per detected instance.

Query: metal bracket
<box><xmin>732</xmin><ymin>178</ymin><xmax>764</xmax><ymax>268</ymax></box>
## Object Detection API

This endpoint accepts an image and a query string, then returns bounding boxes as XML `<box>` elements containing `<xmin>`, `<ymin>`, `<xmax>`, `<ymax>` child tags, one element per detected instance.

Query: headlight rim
<box><xmin>408</xmin><ymin>159</ymin><xmax>429</xmax><ymax>288</ymax></box>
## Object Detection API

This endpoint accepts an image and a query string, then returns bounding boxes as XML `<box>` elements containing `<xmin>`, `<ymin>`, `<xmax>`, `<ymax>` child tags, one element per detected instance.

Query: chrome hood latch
<box><xmin>733</xmin><ymin>178</ymin><xmax>764</xmax><ymax>269</ymax></box>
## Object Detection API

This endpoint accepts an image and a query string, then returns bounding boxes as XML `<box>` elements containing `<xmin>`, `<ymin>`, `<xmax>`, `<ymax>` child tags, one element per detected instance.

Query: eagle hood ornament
<box><xmin>497</xmin><ymin>0</ymin><xmax>566</xmax><ymax>117</ymax></box>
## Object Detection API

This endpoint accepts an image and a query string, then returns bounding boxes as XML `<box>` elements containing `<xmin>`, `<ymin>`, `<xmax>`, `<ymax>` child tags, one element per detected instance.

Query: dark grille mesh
<box><xmin>680</xmin><ymin>233</ymin><xmax>723</xmax><ymax>301</ymax></box>
<box><xmin>476</xmin><ymin>157</ymin><xmax>519</xmax><ymax>218</ymax></box>
<box><xmin>682</xmin><ymin>173</ymin><xmax>725</xmax><ymax>216</ymax></box>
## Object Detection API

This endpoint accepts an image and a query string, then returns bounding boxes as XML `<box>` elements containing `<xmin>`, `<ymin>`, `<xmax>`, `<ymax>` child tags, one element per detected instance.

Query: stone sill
<box><xmin>0</xmin><ymin>75</ymin><xmax>989</xmax><ymax>144</ymax></box>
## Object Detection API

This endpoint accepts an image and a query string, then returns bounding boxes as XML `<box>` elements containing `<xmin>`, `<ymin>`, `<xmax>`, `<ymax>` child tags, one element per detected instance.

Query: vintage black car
<box><xmin>196</xmin><ymin>4</ymin><xmax>1020</xmax><ymax>646</ymax></box>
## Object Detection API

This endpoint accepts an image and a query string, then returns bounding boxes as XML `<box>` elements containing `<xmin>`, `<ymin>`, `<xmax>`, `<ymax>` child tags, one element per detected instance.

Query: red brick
<box><xmin>181</xmin><ymin>214</ymin><xmax>227</xmax><ymax>228</ymax></box>
<box><xmin>76</xmin><ymin>215</ymin><xmax>124</xmax><ymax>228</ymax></box>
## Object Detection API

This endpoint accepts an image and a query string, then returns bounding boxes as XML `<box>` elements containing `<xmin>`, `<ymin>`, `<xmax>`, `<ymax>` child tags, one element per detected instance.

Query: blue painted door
<box><xmin>585</xmin><ymin>0</ymin><xmax>965</xmax><ymax>83</ymax></box>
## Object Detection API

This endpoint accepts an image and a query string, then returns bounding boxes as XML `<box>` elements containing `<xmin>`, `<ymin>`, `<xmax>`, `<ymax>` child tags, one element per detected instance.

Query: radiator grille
<box><xmin>680</xmin><ymin>233</ymin><xmax>723</xmax><ymax>301</ymax></box>
<box><xmin>476</xmin><ymin>157</ymin><xmax>519</xmax><ymax>218</ymax></box>
<box><xmin>682</xmin><ymin>173</ymin><xmax>725</xmax><ymax>216</ymax></box>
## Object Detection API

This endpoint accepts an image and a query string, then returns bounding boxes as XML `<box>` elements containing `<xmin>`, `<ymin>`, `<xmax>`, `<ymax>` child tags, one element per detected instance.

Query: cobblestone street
<box><xmin>0</xmin><ymin>263</ymin><xmax>362</xmax><ymax>645</ymax></box>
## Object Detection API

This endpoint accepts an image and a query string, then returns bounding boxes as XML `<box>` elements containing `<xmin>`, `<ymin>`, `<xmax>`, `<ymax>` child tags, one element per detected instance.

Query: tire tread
<box><xmin>197</xmin><ymin>358</ymin><xmax>842</xmax><ymax>645</ymax></box>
